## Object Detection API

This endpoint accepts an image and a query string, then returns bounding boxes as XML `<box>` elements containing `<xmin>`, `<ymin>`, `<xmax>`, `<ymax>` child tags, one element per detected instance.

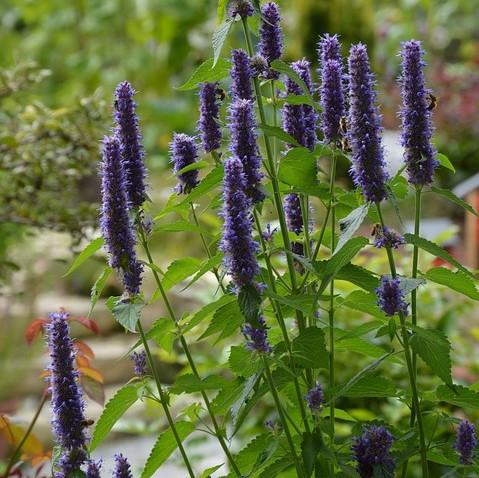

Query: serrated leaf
<box><xmin>437</xmin><ymin>153</ymin><xmax>455</xmax><ymax>173</ymax></box>
<box><xmin>212</xmin><ymin>17</ymin><xmax>234</xmax><ymax>66</ymax></box>
<box><xmin>153</xmin><ymin>221</ymin><xmax>206</xmax><ymax>234</ymax></box>
<box><xmin>182</xmin><ymin>252</ymin><xmax>223</xmax><ymax>291</ymax></box>
<box><xmin>229</xmin><ymin>345</ymin><xmax>261</xmax><ymax>377</ymax></box>
<box><xmin>88</xmin><ymin>266</ymin><xmax>112</xmax><ymax>317</ymax></box>
<box><xmin>128</xmin><ymin>318</ymin><xmax>176</xmax><ymax>356</ymax></box>
<box><xmin>63</xmin><ymin>237</ymin><xmax>104</xmax><ymax>277</ymax></box>
<box><xmin>199</xmin><ymin>300</ymin><xmax>243</xmax><ymax>341</ymax></box>
<box><xmin>410</xmin><ymin>326</ymin><xmax>452</xmax><ymax>385</ymax></box>
<box><xmin>183</xmin><ymin>294</ymin><xmax>235</xmax><ymax>333</ymax></box>
<box><xmin>141</xmin><ymin>421</ymin><xmax>195</xmax><ymax>478</ymax></box>
<box><xmin>280</xmin><ymin>94</ymin><xmax>317</xmax><ymax>108</ymax></box>
<box><xmin>177</xmin><ymin>58</ymin><xmax>230</xmax><ymax>90</ymax></box>
<box><xmin>292</xmin><ymin>327</ymin><xmax>328</xmax><ymax>369</ymax></box>
<box><xmin>270</xmin><ymin>59</ymin><xmax>309</xmax><ymax>95</ymax></box>
<box><xmin>231</xmin><ymin>374</ymin><xmax>263</xmax><ymax>434</ymax></box>
<box><xmin>336</xmin><ymin>264</ymin><xmax>379</xmax><ymax>292</ymax></box>
<box><xmin>170</xmin><ymin>374</ymin><xmax>229</xmax><ymax>394</ymax></box>
<box><xmin>338</xmin><ymin>290</ymin><xmax>386</xmax><ymax>321</ymax></box>
<box><xmin>335</xmin><ymin>337</ymin><xmax>394</xmax><ymax>361</ymax></box>
<box><xmin>180</xmin><ymin>164</ymin><xmax>224</xmax><ymax>204</ymax></box>
<box><xmin>436</xmin><ymin>385</ymin><xmax>479</xmax><ymax>409</ymax></box>
<box><xmin>336</xmin><ymin>318</ymin><xmax>385</xmax><ymax>341</ymax></box>
<box><xmin>388</xmin><ymin>174</ymin><xmax>409</xmax><ymax>200</ymax></box>
<box><xmin>342</xmin><ymin>375</ymin><xmax>396</xmax><ymax>398</ymax></box>
<box><xmin>278</xmin><ymin>147</ymin><xmax>318</xmax><ymax>194</ymax></box>
<box><xmin>301</xmin><ymin>428</ymin><xmax>323</xmax><ymax>477</ymax></box>
<box><xmin>431</xmin><ymin>186</ymin><xmax>478</xmax><ymax>216</ymax></box>
<box><xmin>161</xmin><ymin>257</ymin><xmax>202</xmax><ymax>291</ymax></box>
<box><xmin>263</xmin><ymin>291</ymin><xmax>328</xmax><ymax>315</ymax></box>
<box><xmin>108</xmin><ymin>297</ymin><xmax>143</xmax><ymax>333</ymax></box>
<box><xmin>404</xmin><ymin>234</ymin><xmax>473</xmax><ymax>278</ymax></box>
<box><xmin>200</xmin><ymin>464</ymin><xmax>223</xmax><ymax>478</ymax></box>
<box><xmin>238</xmin><ymin>284</ymin><xmax>262</xmax><ymax>325</ymax></box>
<box><xmin>424</xmin><ymin>267</ymin><xmax>479</xmax><ymax>300</ymax></box>
<box><xmin>259</xmin><ymin>124</ymin><xmax>301</xmax><ymax>148</ymax></box>
<box><xmin>335</xmin><ymin>204</ymin><xmax>369</xmax><ymax>253</ymax></box>
<box><xmin>90</xmin><ymin>383</ymin><xmax>141</xmax><ymax>451</ymax></box>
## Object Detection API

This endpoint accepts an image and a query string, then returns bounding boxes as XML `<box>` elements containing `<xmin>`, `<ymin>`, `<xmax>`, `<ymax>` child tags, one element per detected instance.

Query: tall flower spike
<box><xmin>113</xmin><ymin>81</ymin><xmax>147</xmax><ymax>209</ymax></box>
<box><xmin>198</xmin><ymin>82</ymin><xmax>222</xmax><ymax>153</ymax></box>
<box><xmin>284</xmin><ymin>193</ymin><xmax>303</xmax><ymax>235</ymax></box>
<box><xmin>228</xmin><ymin>99</ymin><xmax>264</xmax><ymax>203</ymax></box>
<box><xmin>318</xmin><ymin>33</ymin><xmax>341</xmax><ymax>66</ymax></box>
<box><xmin>454</xmin><ymin>419</ymin><xmax>477</xmax><ymax>465</ymax></box>
<box><xmin>258</xmin><ymin>2</ymin><xmax>283</xmax><ymax>79</ymax></box>
<box><xmin>352</xmin><ymin>426</ymin><xmax>395</xmax><ymax>478</ymax></box>
<box><xmin>47</xmin><ymin>311</ymin><xmax>88</xmax><ymax>477</ymax></box>
<box><xmin>100</xmin><ymin>135</ymin><xmax>143</xmax><ymax>295</ymax></box>
<box><xmin>220</xmin><ymin>156</ymin><xmax>259</xmax><ymax>290</ymax></box>
<box><xmin>169</xmin><ymin>133</ymin><xmax>200</xmax><ymax>194</ymax></box>
<box><xmin>112</xmin><ymin>454</ymin><xmax>133</xmax><ymax>478</ymax></box>
<box><xmin>399</xmin><ymin>40</ymin><xmax>438</xmax><ymax>185</ymax></box>
<box><xmin>86</xmin><ymin>460</ymin><xmax>102</xmax><ymax>478</ymax></box>
<box><xmin>347</xmin><ymin>44</ymin><xmax>388</xmax><ymax>203</ymax></box>
<box><xmin>376</xmin><ymin>276</ymin><xmax>408</xmax><ymax>316</ymax></box>
<box><xmin>231</xmin><ymin>49</ymin><xmax>253</xmax><ymax>101</ymax></box>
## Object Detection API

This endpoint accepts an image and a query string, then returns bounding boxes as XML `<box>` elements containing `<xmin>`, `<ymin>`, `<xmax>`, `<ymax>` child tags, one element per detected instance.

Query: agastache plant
<box><xmin>51</xmin><ymin>5</ymin><xmax>479</xmax><ymax>478</ymax></box>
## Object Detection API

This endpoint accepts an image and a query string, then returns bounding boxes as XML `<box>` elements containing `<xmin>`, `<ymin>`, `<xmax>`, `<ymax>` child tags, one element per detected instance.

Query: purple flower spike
<box><xmin>399</xmin><ymin>40</ymin><xmax>438</xmax><ymax>186</ymax></box>
<box><xmin>112</xmin><ymin>454</ymin><xmax>133</xmax><ymax>478</ymax></box>
<box><xmin>242</xmin><ymin>316</ymin><xmax>272</xmax><ymax>354</ymax></box>
<box><xmin>113</xmin><ymin>81</ymin><xmax>147</xmax><ymax>210</ymax></box>
<box><xmin>100</xmin><ymin>135</ymin><xmax>143</xmax><ymax>295</ymax></box>
<box><xmin>376</xmin><ymin>276</ymin><xmax>408</xmax><ymax>316</ymax></box>
<box><xmin>352</xmin><ymin>426</ymin><xmax>395</xmax><ymax>478</ymax></box>
<box><xmin>46</xmin><ymin>311</ymin><xmax>88</xmax><ymax>477</ymax></box>
<box><xmin>284</xmin><ymin>193</ymin><xmax>304</xmax><ymax>235</ymax></box>
<box><xmin>454</xmin><ymin>419</ymin><xmax>477</xmax><ymax>465</ymax></box>
<box><xmin>306</xmin><ymin>383</ymin><xmax>324</xmax><ymax>412</ymax></box>
<box><xmin>86</xmin><ymin>460</ymin><xmax>102</xmax><ymax>478</ymax></box>
<box><xmin>228</xmin><ymin>98</ymin><xmax>264</xmax><ymax>203</ymax></box>
<box><xmin>258</xmin><ymin>2</ymin><xmax>283</xmax><ymax>79</ymax></box>
<box><xmin>169</xmin><ymin>133</ymin><xmax>200</xmax><ymax>194</ymax></box>
<box><xmin>220</xmin><ymin>156</ymin><xmax>259</xmax><ymax>290</ymax></box>
<box><xmin>198</xmin><ymin>82</ymin><xmax>222</xmax><ymax>153</ymax></box>
<box><xmin>130</xmin><ymin>350</ymin><xmax>147</xmax><ymax>377</ymax></box>
<box><xmin>229</xmin><ymin>0</ymin><xmax>254</xmax><ymax>18</ymax></box>
<box><xmin>231</xmin><ymin>49</ymin><xmax>253</xmax><ymax>101</ymax></box>
<box><xmin>373</xmin><ymin>226</ymin><xmax>405</xmax><ymax>249</ymax></box>
<box><xmin>318</xmin><ymin>34</ymin><xmax>342</xmax><ymax>65</ymax></box>
<box><xmin>347</xmin><ymin>44</ymin><xmax>388</xmax><ymax>203</ymax></box>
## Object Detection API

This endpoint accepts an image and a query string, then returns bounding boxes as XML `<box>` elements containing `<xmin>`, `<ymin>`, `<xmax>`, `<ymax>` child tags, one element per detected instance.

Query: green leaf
<box><xmin>436</xmin><ymin>384</ymin><xmax>479</xmax><ymax>409</ymax></box>
<box><xmin>404</xmin><ymin>233</ymin><xmax>473</xmax><ymax>278</ymax></box>
<box><xmin>90</xmin><ymin>383</ymin><xmax>141</xmax><ymax>451</ymax></box>
<box><xmin>259</xmin><ymin>124</ymin><xmax>300</xmax><ymax>147</ymax></box>
<box><xmin>431</xmin><ymin>186</ymin><xmax>478</xmax><ymax>216</ymax></box>
<box><xmin>270</xmin><ymin>59</ymin><xmax>309</xmax><ymax>95</ymax></box>
<box><xmin>212</xmin><ymin>18</ymin><xmax>234</xmax><ymax>66</ymax></box>
<box><xmin>88</xmin><ymin>266</ymin><xmax>112</xmax><ymax>317</ymax></box>
<box><xmin>181</xmin><ymin>252</ymin><xmax>223</xmax><ymax>291</ymax></box>
<box><xmin>335</xmin><ymin>336</ymin><xmax>395</xmax><ymax>361</ymax></box>
<box><xmin>335</xmin><ymin>204</ymin><xmax>369</xmax><ymax>253</ymax></box>
<box><xmin>63</xmin><ymin>237</ymin><xmax>104</xmax><ymax>277</ymax></box>
<box><xmin>263</xmin><ymin>291</ymin><xmax>328</xmax><ymax>315</ymax></box>
<box><xmin>229</xmin><ymin>345</ymin><xmax>261</xmax><ymax>377</ymax></box>
<box><xmin>424</xmin><ymin>267</ymin><xmax>479</xmax><ymax>300</ymax></box>
<box><xmin>410</xmin><ymin>326</ymin><xmax>452</xmax><ymax>385</ymax></box>
<box><xmin>437</xmin><ymin>153</ymin><xmax>455</xmax><ymax>173</ymax></box>
<box><xmin>177</xmin><ymin>58</ymin><xmax>230</xmax><ymax>90</ymax></box>
<box><xmin>280</xmin><ymin>94</ymin><xmax>318</xmax><ymax>108</ymax></box>
<box><xmin>128</xmin><ymin>318</ymin><xmax>176</xmax><ymax>356</ymax></box>
<box><xmin>170</xmin><ymin>374</ymin><xmax>229</xmax><ymax>394</ymax></box>
<box><xmin>336</xmin><ymin>318</ymin><xmax>385</xmax><ymax>341</ymax></box>
<box><xmin>107</xmin><ymin>297</ymin><xmax>143</xmax><ymax>333</ymax></box>
<box><xmin>292</xmin><ymin>327</ymin><xmax>328</xmax><ymax>369</ymax></box>
<box><xmin>238</xmin><ymin>284</ymin><xmax>262</xmax><ymax>326</ymax></box>
<box><xmin>338</xmin><ymin>291</ymin><xmax>386</xmax><ymax>321</ymax></box>
<box><xmin>335</xmin><ymin>264</ymin><xmax>379</xmax><ymax>292</ymax></box>
<box><xmin>216</xmin><ymin>0</ymin><xmax>228</xmax><ymax>23</ymax></box>
<box><xmin>301</xmin><ymin>428</ymin><xmax>323</xmax><ymax>477</ymax></box>
<box><xmin>176</xmin><ymin>159</ymin><xmax>210</xmax><ymax>175</ymax></box>
<box><xmin>278</xmin><ymin>147</ymin><xmax>318</xmax><ymax>194</ymax></box>
<box><xmin>153</xmin><ymin>221</ymin><xmax>206</xmax><ymax>234</ymax></box>
<box><xmin>199</xmin><ymin>300</ymin><xmax>244</xmax><ymax>341</ymax></box>
<box><xmin>200</xmin><ymin>465</ymin><xmax>223</xmax><ymax>478</ymax></box>
<box><xmin>141</xmin><ymin>421</ymin><xmax>195</xmax><ymax>478</ymax></box>
<box><xmin>180</xmin><ymin>164</ymin><xmax>224</xmax><ymax>204</ymax></box>
<box><xmin>183</xmin><ymin>294</ymin><xmax>235</xmax><ymax>333</ymax></box>
<box><xmin>388</xmin><ymin>174</ymin><xmax>409</xmax><ymax>200</ymax></box>
<box><xmin>161</xmin><ymin>257</ymin><xmax>202</xmax><ymax>291</ymax></box>
<box><xmin>320</xmin><ymin>408</ymin><xmax>357</xmax><ymax>422</ymax></box>
<box><xmin>342</xmin><ymin>375</ymin><xmax>396</xmax><ymax>398</ymax></box>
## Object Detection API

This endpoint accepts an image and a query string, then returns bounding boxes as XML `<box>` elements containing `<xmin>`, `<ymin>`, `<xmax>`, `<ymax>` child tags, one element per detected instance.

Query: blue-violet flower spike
<box><xmin>229</xmin><ymin>0</ymin><xmax>254</xmax><ymax>18</ymax></box>
<box><xmin>318</xmin><ymin>33</ymin><xmax>341</xmax><ymax>65</ymax></box>
<box><xmin>242</xmin><ymin>316</ymin><xmax>272</xmax><ymax>354</ymax></box>
<box><xmin>198</xmin><ymin>82</ymin><xmax>222</xmax><ymax>153</ymax></box>
<box><xmin>112</xmin><ymin>454</ymin><xmax>133</xmax><ymax>478</ymax></box>
<box><xmin>399</xmin><ymin>40</ymin><xmax>438</xmax><ymax>186</ymax></box>
<box><xmin>306</xmin><ymin>383</ymin><xmax>324</xmax><ymax>412</ymax></box>
<box><xmin>376</xmin><ymin>276</ymin><xmax>408</xmax><ymax>316</ymax></box>
<box><xmin>454</xmin><ymin>419</ymin><xmax>477</xmax><ymax>465</ymax></box>
<box><xmin>86</xmin><ymin>460</ymin><xmax>102</xmax><ymax>478</ymax></box>
<box><xmin>130</xmin><ymin>350</ymin><xmax>147</xmax><ymax>377</ymax></box>
<box><xmin>231</xmin><ymin>49</ymin><xmax>253</xmax><ymax>101</ymax></box>
<box><xmin>258</xmin><ymin>2</ymin><xmax>283</xmax><ymax>79</ymax></box>
<box><xmin>113</xmin><ymin>81</ymin><xmax>147</xmax><ymax>209</ymax></box>
<box><xmin>373</xmin><ymin>226</ymin><xmax>405</xmax><ymax>249</ymax></box>
<box><xmin>347</xmin><ymin>44</ymin><xmax>388</xmax><ymax>203</ymax></box>
<box><xmin>169</xmin><ymin>133</ymin><xmax>200</xmax><ymax>195</ymax></box>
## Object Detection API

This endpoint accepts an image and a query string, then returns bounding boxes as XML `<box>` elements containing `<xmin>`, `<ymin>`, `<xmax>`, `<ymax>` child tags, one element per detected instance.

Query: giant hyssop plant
<box><xmin>29</xmin><ymin>1</ymin><xmax>479</xmax><ymax>477</ymax></box>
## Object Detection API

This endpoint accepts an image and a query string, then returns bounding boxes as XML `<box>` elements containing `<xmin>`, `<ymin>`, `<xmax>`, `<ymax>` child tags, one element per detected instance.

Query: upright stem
<box><xmin>376</xmin><ymin>203</ymin><xmax>429</xmax><ymax>478</ymax></box>
<box><xmin>3</xmin><ymin>392</ymin><xmax>48</xmax><ymax>478</ymax></box>
<box><xmin>137</xmin><ymin>321</ymin><xmax>196</xmax><ymax>478</ymax></box>
<box><xmin>262</xmin><ymin>357</ymin><xmax>305</xmax><ymax>478</ymax></box>
<box><xmin>137</xmin><ymin>222</ymin><xmax>242</xmax><ymax>477</ymax></box>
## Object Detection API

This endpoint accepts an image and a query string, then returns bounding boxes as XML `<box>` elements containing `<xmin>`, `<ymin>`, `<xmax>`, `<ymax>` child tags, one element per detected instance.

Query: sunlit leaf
<box><xmin>63</xmin><ymin>237</ymin><xmax>104</xmax><ymax>277</ymax></box>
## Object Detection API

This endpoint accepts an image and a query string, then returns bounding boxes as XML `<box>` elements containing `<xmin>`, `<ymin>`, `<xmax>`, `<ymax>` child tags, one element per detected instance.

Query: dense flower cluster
<box><xmin>258</xmin><ymin>2</ymin><xmax>283</xmax><ymax>79</ymax></box>
<box><xmin>47</xmin><ymin>311</ymin><xmax>88</xmax><ymax>477</ymax></box>
<box><xmin>305</xmin><ymin>383</ymin><xmax>324</xmax><ymax>412</ymax></box>
<box><xmin>130</xmin><ymin>350</ymin><xmax>147</xmax><ymax>377</ymax></box>
<box><xmin>198</xmin><ymin>82</ymin><xmax>222</xmax><ymax>153</ymax></box>
<box><xmin>284</xmin><ymin>193</ymin><xmax>304</xmax><ymax>235</ymax></box>
<box><xmin>220</xmin><ymin>156</ymin><xmax>259</xmax><ymax>290</ymax></box>
<box><xmin>86</xmin><ymin>460</ymin><xmax>102</xmax><ymax>478</ymax></box>
<box><xmin>113</xmin><ymin>454</ymin><xmax>133</xmax><ymax>478</ymax></box>
<box><xmin>228</xmin><ymin>98</ymin><xmax>264</xmax><ymax>203</ymax></box>
<box><xmin>372</xmin><ymin>226</ymin><xmax>406</xmax><ymax>249</ymax></box>
<box><xmin>99</xmin><ymin>135</ymin><xmax>143</xmax><ymax>295</ymax></box>
<box><xmin>242</xmin><ymin>316</ymin><xmax>272</xmax><ymax>354</ymax></box>
<box><xmin>347</xmin><ymin>44</ymin><xmax>388</xmax><ymax>203</ymax></box>
<box><xmin>352</xmin><ymin>426</ymin><xmax>395</xmax><ymax>478</ymax></box>
<box><xmin>454</xmin><ymin>420</ymin><xmax>477</xmax><ymax>465</ymax></box>
<box><xmin>169</xmin><ymin>133</ymin><xmax>200</xmax><ymax>194</ymax></box>
<box><xmin>398</xmin><ymin>40</ymin><xmax>438</xmax><ymax>186</ymax></box>
<box><xmin>231</xmin><ymin>49</ymin><xmax>253</xmax><ymax>101</ymax></box>
<box><xmin>113</xmin><ymin>81</ymin><xmax>147</xmax><ymax>209</ymax></box>
<box><xmin>376</xmin><ymin>276</ymin><xmax>408</xmax><ymax>316</ymax></box>
<box><xmin>318</xmin><ymin>33</ymin><xmax>341</xmax><ymax>66</ymax></box>
<box><xmin>229</xmin><ymin>0</ymin><xmax>254</xmax><ymax>18</ymax></box>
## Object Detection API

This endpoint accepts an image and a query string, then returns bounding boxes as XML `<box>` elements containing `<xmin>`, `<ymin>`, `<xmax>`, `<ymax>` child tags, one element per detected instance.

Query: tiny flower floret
<box><xmin>376</xmin><ymin>276</ymin><xmax>408</xmax><ymax>316</ymax></box>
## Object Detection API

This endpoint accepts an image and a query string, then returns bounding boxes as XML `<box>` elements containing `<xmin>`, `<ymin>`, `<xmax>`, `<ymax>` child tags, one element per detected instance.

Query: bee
<box><xmin>215</xmin><ymin>87</ymin><xmax>226</xmax><ymax>102</ymax></box>
<box><xmin>371</xmin><ymin>223</ymin><xmax>382</xmax><ymax>237</ymax></box>
<box><xmin>81</xmin><ymin>419</ymin><xmax>95</xmax><ymax>428</ymax></box>
<box><xmin>339</xmin><ymin>116</ymin><xmax>348</xmax><ymax>135</ymax></box>
<box><xmin>427</xmin><ymin>93</ymin><xmax>438</xmax><ymax>111</ymax></box>
<box><xmin>340</xmin><ymin>137</ymin><xmax>351</xmax><ymax>153</ymax></box>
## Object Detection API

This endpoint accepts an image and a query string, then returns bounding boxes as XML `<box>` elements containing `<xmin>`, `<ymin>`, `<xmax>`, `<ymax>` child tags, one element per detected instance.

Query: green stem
<box><xmin>4</xmin><ymin>392</ymin><xmax>48</xmax><ymax>478</ymax></box>
<box><xmin>262</xmin><ymin>357</ymin><xmax>305</xmax><ymax>478</ymax></box>
<box><xmin>376</xmin><ymin>203</ymin><xmax>429</xmax><ymax>478</ymax></box>
<box><xmin>137</xmin><ymin>321</ymin><xmax>196</xmax><ymax>478</ymax></box>
<box><xmin>137</xmin><ymin>222</ymin><xmax>242</xmax><ymax>477</ymax></box>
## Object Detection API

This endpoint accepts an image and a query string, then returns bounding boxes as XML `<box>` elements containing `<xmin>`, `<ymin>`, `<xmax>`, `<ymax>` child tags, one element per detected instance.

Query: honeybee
<box><xmin>81</xmin><ymin>419</ymin><xmax>95</xmax><ymax>428</ymax></box>
<box><xmin>339</xmin><ymin>116</ymin><xmax>348</xmax><ymax>135</ymax></box>
<box><xmin>340</xmin><ymin>137</ymin><xmax>351</xmax><ymax>153</ymax></box>
<box><xmin>216</xmin><ymin>87</ymin><xmax>226</xmax><ymax>102</ymax></box>
<box><xmin>427</xmin><ymin>93</ymin><xmax>438</xmax><ymax>111</ymax></box>
<box><xmin>371</xmin><ymin>223</ymin><xmax>382</xmax><ymax>237</ymax></box>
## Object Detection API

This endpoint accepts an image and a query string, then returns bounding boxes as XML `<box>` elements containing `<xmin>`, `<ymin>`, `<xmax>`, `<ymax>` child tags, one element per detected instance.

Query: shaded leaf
<box><xmin>292</xmin><ymin>327</ymin><xmax>328</xmax><ymax>369</ymax></box>
<box><xmin>107</xmin><ymin>297</ymin><xmax>143</xmax><ymax>333</ymax></box>
<box><xmin>278</xmin><ymin>147</ymin><xmax>318</xmax><ymax>194</ymax></box>
<box><xmin>259</xmin><ymin>124</ymin><xmax>301</xmax><ymax>147</ymax></box>
<box><xmin>431</xmin><ymin>186</ymin><xmax>478</xmax><ymax>216</ymax></box>
<box><xmin>424</xmin><ymin>267</ymin><xmax>479</xmax><ymax>300</ymax></box>
<box><xmin>81</xmin><ymin>375</ymin><xmax>105</xmax><ymax>406</ymax></box>
<box><xmin>436</xmin><ymin>153</ymin><xmax>455</xmax><ymax>173</ymax></box>
<box><xmin>161</xmin><ymin>257</ymin><xmax>202</xmax><ymax>291</ymax></box>
<box><xmin>181</xmin><ymin>252</ymin><xmax>223</xmax><ymax>291</ymax></box>
<box><xmin>183</xmin><ymin>294</ymin><xmax>235</xmax><ymax>333</ymax></box>
<box><xmin>199</xmin><ymin>300</ymin><xmax>243</xmax><ymax>341</ymax></box>
<box><xmin>342</xmin><ymin>375</ymin><xmax>396</xmax><ymax>398</ymax></box>
<box><xmin>229</xmin><ymin>345</ymin><xmax>261</xmax><ymax>377</ymax></box>
<box><xmin>436</xmin><ymin>385</ymin><xmax>479</xmax><ymax>409</ymax></box>
<box><xmin>271</xmin><ymin>59</ymin><xmax>309</xmax><ymax>94</ymax></box>
<box><xmin>238</xmin><ymin>284</ymin><xmax>262</xmax><ymax>325</ymax></box>
<box><xmin>25</xmin><ymin>318</ymin><xmax>47</xmax><ymax>345</ymax></box>
<box><xmin>170</xmin><ymin>374</ymin><xmax>229</xmax><ymax>394</ymax></box>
